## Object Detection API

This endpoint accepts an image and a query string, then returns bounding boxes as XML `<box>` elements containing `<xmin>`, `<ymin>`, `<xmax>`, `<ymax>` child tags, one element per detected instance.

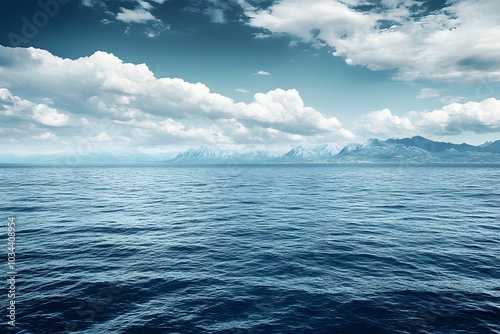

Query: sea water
<box><xmin>0</xmin><ymin>164</ymin><xmax>498</xmax><ymax>333</ymax></box>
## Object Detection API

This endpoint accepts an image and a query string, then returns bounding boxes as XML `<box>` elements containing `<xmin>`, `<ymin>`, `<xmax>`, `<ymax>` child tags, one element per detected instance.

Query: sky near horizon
<box><xmin>1</xmin><ymin>0</ymin><xmax>500</xmax><ymax>155</ymax></box>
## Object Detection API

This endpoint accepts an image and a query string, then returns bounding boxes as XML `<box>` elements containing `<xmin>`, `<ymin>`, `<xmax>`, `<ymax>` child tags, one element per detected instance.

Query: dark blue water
<box><xmin>1</xmin><ymin>164</ymin><xmax>499</xmax><ymax>333</ymax></box>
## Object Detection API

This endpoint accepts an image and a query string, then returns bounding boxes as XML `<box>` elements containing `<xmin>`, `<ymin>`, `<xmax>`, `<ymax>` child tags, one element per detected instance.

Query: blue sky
<box><xmin>1</xmin><ymin>0</ymin><xmax>500</xmax><ymax>155</ymax></box>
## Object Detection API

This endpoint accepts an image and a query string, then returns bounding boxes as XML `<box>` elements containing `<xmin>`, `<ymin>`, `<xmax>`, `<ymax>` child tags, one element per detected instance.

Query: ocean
<box><xmin>1</xmin><ymin>164</ymin><xmax>499</xmax><ymax>333</ymax></box>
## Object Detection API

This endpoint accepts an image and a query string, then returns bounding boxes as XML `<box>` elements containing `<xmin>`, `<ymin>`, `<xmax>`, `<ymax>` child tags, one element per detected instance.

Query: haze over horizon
<box><xmin>1</xmin><ymin>0</ymin><xmax>500</xmax><ymax>155</ymax></box>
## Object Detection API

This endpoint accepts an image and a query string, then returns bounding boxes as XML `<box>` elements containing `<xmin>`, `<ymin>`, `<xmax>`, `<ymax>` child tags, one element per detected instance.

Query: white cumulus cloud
<box><xmin>0</xmin><ymin>87</ymin><xmax>69</xmax><ymax>126</ymax></box>
<box><xmin>356</xmin><ymin>108</ymin><xmax>415</xmax><ymax>137</ymax></box>
<box><xmin>0</xmin><ymin>45</ymin><xmax>353</xmax><ymax>152</ymax></box>
<box><xmin>244</xmin><ymin>0</ymin><xmax>500</xmax><ymax>83</ymax></box>
<box><xmin>33</xmin><ymin>105</ymin><xmax>69</xmax><ymax>127</ymax></box>
<box><xmin>356</xmin><ymin>98</ymin><xmax>500</xmax><ymax>137</ymax></box>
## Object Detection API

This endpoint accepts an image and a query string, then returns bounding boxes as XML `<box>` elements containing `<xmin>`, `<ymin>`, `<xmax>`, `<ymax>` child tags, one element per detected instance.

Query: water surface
<box><xmin>1</xmin><ymin>164</ymin><xmax>499</xmax><ymax>333</ymax></box>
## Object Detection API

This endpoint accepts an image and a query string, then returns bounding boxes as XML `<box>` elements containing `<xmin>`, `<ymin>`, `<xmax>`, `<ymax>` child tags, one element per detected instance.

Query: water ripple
<box><xmin>0</xmin><ymin>164</ymin><xmax>499</xmax><ymax>333</ymax></box>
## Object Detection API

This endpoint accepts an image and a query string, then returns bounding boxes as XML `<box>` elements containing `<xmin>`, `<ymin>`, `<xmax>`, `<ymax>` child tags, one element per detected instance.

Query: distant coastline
<box><xmin>2</xmin><ymin>136</ymin><xmax>499</xmax><ymax>164</ymax></box>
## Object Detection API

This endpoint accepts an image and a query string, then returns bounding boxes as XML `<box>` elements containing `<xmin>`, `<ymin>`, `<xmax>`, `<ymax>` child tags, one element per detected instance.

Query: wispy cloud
<box><xmin>144</xmin><ymin>21</ymin><xmax>170</xmax><ymax>38</ymax></box>
<box><xmin>81</xmin><ymin>0</ymin><xmax>107</xmax><ymax>8</ymax></box>
<box><xmin>205</xmin><ymin>8</ymin><xmax>226</xmax><ymax>24</ymax></box>
<box><xmin>235</xmin><ymin>88</ymin><xmax>250</xmax><ymax>93</ymax></box>
<box><xmin>185</xmin><ymin>0</ymin><xmax>239</xmax><ymax>24</ymax></box>
<box><xmin>112</xmin><ymin>1</ymin><xmax>169</xmax><ymax>37</ymax></box>
<box><xmin>116</xmin><ymin>8</ymin><xmax>156</xmax><ymax>23</ymax></box>
<box><xmin>253</xmin><ymin>33</ymin><xmax>272</xmax><ymax>39</ymax></box>
<box><xmin>255</xmin><ymin>70</ymin><xmax>271</xmax><ymax>76</ymax></box>
<box><xmin>138</xmin><ymin>0</ymin><xmax>153</xmax><ymax>10</ymax></box>
<box><xmin>417</xmin><ymin>88</ymin><xmax>443</xmax><ymax>99</ymax></box>
<box><xmin>31</xmin><ymin>132</ymin><xmax>58</xmax><ymax>141</ymax></box>
<box><xmin>83</xmin><ymin>0</ymin><xmax>168</xmax><ymax>37</ymax></box>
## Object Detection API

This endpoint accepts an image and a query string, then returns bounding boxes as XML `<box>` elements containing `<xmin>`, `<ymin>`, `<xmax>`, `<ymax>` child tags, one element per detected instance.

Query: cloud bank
<box><xmin>0</xmin><ymin>45</ymin><xmax>352</xmax><ymax>153</ymax></box>
<box><xmin>1</xmin><ymin>45</ymin><xmax>499</xmax><ymax>154</ymax></box>
<box><xmin>243</xmin><ymin>0</ymin><xmax>500</xmax><ymax>82</ymax></box>
<box><xmin>356</xmin><ymin>98</ymin><xmax>500</xmax><ymax>137</ymax></box>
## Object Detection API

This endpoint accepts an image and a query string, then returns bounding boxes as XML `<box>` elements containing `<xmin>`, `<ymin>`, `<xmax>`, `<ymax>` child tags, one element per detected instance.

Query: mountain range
<box><xmin>169</xmin><ymin>137</ymin><xmax>500</xmax><ymax>164</ymax></box>
<box><xmin>2</xmin><ymin>136</ymin><xmax>500</xmax><ymax>164</ymax></box>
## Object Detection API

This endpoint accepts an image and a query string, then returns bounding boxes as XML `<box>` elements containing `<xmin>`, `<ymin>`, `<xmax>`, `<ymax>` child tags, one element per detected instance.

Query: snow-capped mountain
<box><xmin>314</xmin><ymin>143</ymin><xmax>344</xmax><ymax>156</ymax></box>
<box><xmin>479</xmin><ymin>141</ymin><xmax>494</xmax><ymax>148</ymax></box>
<box><xmin>382</xmin><ymin>136</ymin><xmax>500</xmax><ymax>161</ymax></box>
<box><xmin>171</xmin><ymin>146</ymin><xmax>237</xmax><ymax>162</ymax></box>
<box><xmin>333</xmin><ymin>138</ymin><xmax>436</xmax><ymax>162</ymax></box>
<box><xmin>332</xmin><ymin>137</ymin><xmax>500</xmax><ymax>163</ymax></box>
<box><xmin>170</xmin><ymin>146</ymin><xmax>278</xmax><ymax>163</ymax></box>
<box><xmin>277</xmin><ymin>143</ymin><xmax>343</xmax><ymax>162</ymax></box>
<box><xmin>283</xmin><ymin>146</ymin><xmax>318</xmax><ymax>158</ymax></box>
<box><xmin>386</xmin><ymin>136</ymin><xmax>482</xmax><ymax>153</ymax></box>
